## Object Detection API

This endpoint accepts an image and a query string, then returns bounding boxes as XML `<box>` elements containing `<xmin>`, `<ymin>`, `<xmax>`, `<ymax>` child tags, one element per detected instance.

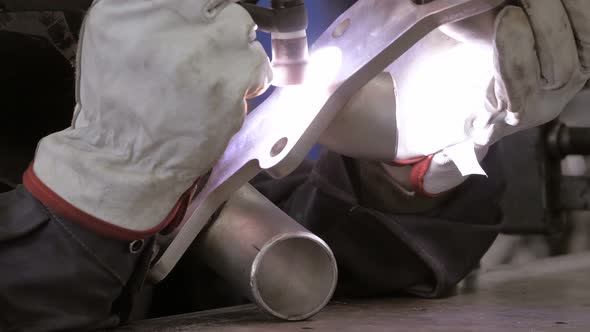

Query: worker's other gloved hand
<box><xmin>26</xmin><ymin>0</ymin><xmax>273</xmax><ymax>238</ymax></box>
<box><xmin>385</xmin><ymin>0</ymin><xmax>590</xmax><ymax>196</ymax></box>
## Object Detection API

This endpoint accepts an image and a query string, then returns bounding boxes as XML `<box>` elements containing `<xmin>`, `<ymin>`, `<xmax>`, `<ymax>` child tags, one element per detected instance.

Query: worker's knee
<box><xmin>0</xmin><ymin>186</ymin><xmax>154</xmax><ymax>331</ymax></box>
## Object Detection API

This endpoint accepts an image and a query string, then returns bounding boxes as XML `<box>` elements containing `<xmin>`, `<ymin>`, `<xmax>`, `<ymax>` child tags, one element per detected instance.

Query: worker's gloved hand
<box><xmin>385</xmin><ymin>0</ymin><xmax>590</xmax><ymax>196</ymax></box>
<box><xmin>26</xmin><ymin>0</ymin><xmax>273</xmax><ymax>238</ymax></box>
<box><xmin>76</xmin><ymin>0</ymin><xmax>272</xmax><ymax>176</ymax></box>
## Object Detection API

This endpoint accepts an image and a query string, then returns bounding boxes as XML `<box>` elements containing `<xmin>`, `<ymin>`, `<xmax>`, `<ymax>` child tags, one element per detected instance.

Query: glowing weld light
<box><xmin>394</xmin><ymin>40</ymin><xmax>494</xmax><ymax>159</ymax></box>
<box><xmin>275</xmin><ymin>46</ymin><xmax>344</xmax><ymax>139</ymax></box>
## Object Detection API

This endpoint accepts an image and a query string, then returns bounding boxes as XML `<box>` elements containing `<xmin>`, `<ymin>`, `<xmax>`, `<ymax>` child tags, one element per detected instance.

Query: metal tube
<box><xmin>556</xmin><ymin>127</ymin><xmax>590</xmax><ymax>156</ymax></box>
<box><xmin>548</xmin><ymin>122</ymin><xmax>590</xmax><ymax>158</ymax></box>
<box><xmin>193</xmin><ymin>183</ymin><xmax>338</xmax><ymax>321</ymax></box>
<box><xmin>319</xmin><ymin>72</ymin><xmax>397</xmax><ymax>161</ymax></box>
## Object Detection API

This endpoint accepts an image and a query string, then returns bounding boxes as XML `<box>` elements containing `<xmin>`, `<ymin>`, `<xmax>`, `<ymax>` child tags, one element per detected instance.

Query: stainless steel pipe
<box><xmin>193</xmin><ymin>183</ymin><xmax>338</xmax><ymax>321</ymax></box>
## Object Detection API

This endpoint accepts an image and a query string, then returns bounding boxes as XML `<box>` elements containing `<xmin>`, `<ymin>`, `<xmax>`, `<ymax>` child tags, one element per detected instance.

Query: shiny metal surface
<box><xmin>151</xmin><ymin>0</ymin><xmax>506</xmax><ymax>283</ymax></box>
<box><xmin>319</xmin><ymin>72</ymin><xmax>398</xmax><ymax>160</ymax></box>
<box><xmin>193</xmin><ymin>184</ymin><xmax>337</xmax><ymax>321</ymax></box>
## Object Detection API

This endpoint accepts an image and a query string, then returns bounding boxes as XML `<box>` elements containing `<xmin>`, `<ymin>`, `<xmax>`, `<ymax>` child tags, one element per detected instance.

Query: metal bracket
<box><xmin>559</xmin><ymin>176</ymin><xmax>590</xmax><ymax>210</ymax></box>
<box><xmin>150</xmin><ymin>0</ymin><xmax>507</xmax><ymax>282</ymax></box>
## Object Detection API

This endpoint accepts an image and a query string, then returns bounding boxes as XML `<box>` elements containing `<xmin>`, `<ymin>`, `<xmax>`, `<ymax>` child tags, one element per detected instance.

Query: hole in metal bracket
<box><xmin>271</xmin><ymin>137</ymin><xmax>289</xmax><ymax>157</ymax></box>
<box><xmin>332</xmin><ymin>18</ymin><xmax>351</xmax><ymax>39</ymax></box>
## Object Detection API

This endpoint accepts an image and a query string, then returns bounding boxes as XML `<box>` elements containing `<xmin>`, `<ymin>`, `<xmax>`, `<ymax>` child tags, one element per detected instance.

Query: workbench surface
<box><xmin>117</xmin><ymin>253</ymin><xmax>590</xmax><ymax>331</ymax></box>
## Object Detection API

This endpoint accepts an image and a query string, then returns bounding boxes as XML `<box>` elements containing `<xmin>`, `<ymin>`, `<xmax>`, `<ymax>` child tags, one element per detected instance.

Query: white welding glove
<box><xmin>385</xmin><ymin>0</ymin><xmax>590</xmax><ymax>196</ymax></box>
<box><xmin>24</xmin><ymin>0</ymin><xmax>272</xmax><ymax>239</ymax></box>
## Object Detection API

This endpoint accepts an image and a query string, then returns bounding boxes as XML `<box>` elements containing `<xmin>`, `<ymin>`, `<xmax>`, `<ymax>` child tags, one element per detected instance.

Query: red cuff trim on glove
<box><xmin>409</xmin><ymin>154</ymin><xmax>445</xmax><ymax>198</ymax></box>
<box><xmin>23</xmin><ymin>163</ymin><xmax>199</xmax><ymax>241</ymax></box>
<box><xmin>387</xmin><ymin>156</ymin><xmax>428</xmax><ymax>167</ymax></box>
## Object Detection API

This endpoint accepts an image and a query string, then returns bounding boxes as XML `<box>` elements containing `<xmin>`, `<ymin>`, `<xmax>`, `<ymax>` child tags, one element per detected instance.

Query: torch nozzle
<box><xmin>271</xmin><ymin>30</ymin><xmax>309</xmax><ymax>86</ymax></box>
<box><xmin>240</xmin><ymin>0</ymin><xmax>309</xmax><ymax>86</ymax></box>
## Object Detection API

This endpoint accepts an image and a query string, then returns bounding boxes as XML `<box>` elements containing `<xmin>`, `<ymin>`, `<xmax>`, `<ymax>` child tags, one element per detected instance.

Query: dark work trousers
<box><xmin>153</xmin><ymin>146</ymin><xmax>506</xmax><ymax>317</ymax></box>
<box><xmin>1</xmin><ymin>146</ymin><xmax>505</xmax><ymax>330</ymax></box>
<box><xmin>253</xmin><ymin>147</ymin><xmax>505</xmax><ymax>298</ymax></box>
<box><xmin>0</xmin><ymin>186</ymin><xmax>155</xmax><ymax>332</ymax></box>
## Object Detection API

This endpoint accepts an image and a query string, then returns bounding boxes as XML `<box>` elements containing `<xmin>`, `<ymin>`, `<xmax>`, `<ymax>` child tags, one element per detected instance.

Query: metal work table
<box><xmin>119</xmin><ymin>253</ymin><xmax>590</xmax><ymax>331</ymax></box>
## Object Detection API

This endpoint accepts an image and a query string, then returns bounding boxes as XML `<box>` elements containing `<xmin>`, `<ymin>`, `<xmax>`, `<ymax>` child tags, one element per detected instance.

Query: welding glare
<box><xmin>275</xmin><ymin>46</ymin><xmax>343</xmax><ymax>137</ymax></box>
<box><xmin>394</xmin><ymin>36</ymin><xmax>495</xmax><ymax>158</ymax></box>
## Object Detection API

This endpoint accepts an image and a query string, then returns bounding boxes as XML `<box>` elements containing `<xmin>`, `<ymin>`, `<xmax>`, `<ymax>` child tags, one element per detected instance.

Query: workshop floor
<box><xmin>118</xmin><ymin>253</ymin><xmax>590</xmax><ymax>332</ymax></box>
